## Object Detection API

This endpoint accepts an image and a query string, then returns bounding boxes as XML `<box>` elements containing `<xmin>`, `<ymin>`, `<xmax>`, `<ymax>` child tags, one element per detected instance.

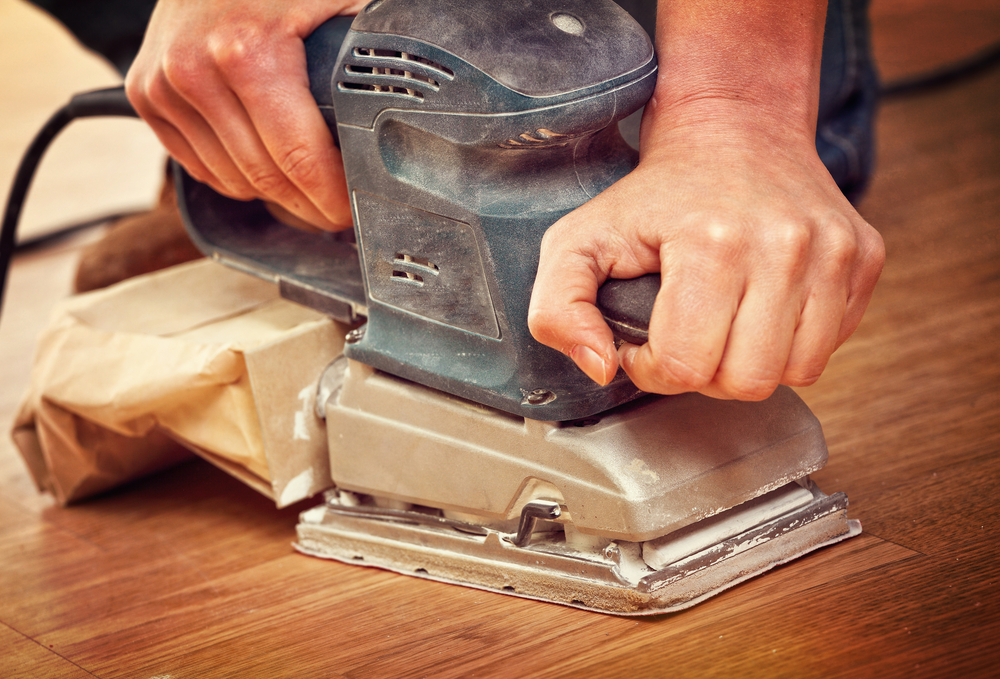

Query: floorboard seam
<box><xmin>1</xmin><ymin>619</ymin><xmax>102</xmax><ymax>678</ymax></box>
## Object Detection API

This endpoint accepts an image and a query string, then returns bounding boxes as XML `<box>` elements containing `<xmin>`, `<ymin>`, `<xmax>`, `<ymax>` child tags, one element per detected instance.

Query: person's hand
<box><xmin>125</xmin><ymin>0</ymin><xmax>369</xmax><ymax>230</ymax></box>
<box><xmin>529</xmin><ymin>0</ymin><xmax>884</xmax><ymax>401</ymax></box>
<box><xmin>528</xmin><ymin>105</ymin><xmax>885</xmax><ymax>401</ymax></box>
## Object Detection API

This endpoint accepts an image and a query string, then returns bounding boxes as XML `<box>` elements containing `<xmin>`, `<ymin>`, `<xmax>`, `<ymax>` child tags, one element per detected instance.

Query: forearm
<box><xmin>646</xmin><ymin>0</ymin><xmax>827</xmax><ymax>148</ymax></box>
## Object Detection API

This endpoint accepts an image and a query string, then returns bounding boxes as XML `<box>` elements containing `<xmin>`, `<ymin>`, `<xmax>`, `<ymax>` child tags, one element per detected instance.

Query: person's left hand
<box><xmin>125</xmin><ymin>0</ymin><xmax>369</xmax><ymax>231</ymax></box>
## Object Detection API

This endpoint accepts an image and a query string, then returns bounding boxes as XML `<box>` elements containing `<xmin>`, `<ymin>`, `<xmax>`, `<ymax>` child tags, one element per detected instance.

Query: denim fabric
<box><xmin>817</xmin><ymin>0</ymin><xmax>880</xmax><ymax>200</ymax></box>
<box><xmin>29</xmin><ymin>0</ymin><xmax>878</xmax><ymax>198</ymax></box>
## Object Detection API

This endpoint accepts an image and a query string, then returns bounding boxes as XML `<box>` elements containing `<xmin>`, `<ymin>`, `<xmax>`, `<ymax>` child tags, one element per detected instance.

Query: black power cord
<box><xmin>11</xmin><ymin>210</ymin><xmax>143</xmax><ymax>254</ymax></box>
<box><xmin>0</xmin><ymin>85</ymin><xmax>137</xmax><ymax>317</ymax></box>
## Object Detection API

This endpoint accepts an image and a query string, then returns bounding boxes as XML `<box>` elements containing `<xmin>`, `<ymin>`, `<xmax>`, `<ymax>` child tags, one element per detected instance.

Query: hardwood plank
<box><xmin>546</xmin><ymin>555</ymin><xmax>999</xmax><ymax>679</ymax></box>
<box><xmin>18</xmin><ymin>528</ymin><xmax>914</xmax><ymax>679</ymax></box>
<box><xmin>0</xmin><ymin>460</ymin><xmax>308</xmax><ymax>639</ymax></box>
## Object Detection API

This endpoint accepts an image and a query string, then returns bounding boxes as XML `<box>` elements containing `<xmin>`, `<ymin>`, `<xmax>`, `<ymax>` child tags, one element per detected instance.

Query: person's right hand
<box><xmin>528</xmin><ymin>0</ymin><xmax>885</xmax><ymax>402</ymax></box>
<box><xmin>125</xmin><ymin>0</ymin><xmax>369</xmax><ymax>231</ymax></box>
<box><xmin>528</xmin><ymin>115</ymin><xmax>885</xmax><ymax>401</ymax></box>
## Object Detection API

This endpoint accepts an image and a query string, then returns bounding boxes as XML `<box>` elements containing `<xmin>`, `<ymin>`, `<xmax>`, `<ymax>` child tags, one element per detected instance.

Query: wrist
<box><xmin>641</xmin><ymin>92</ymin><xmax>819</xmax><ymax>156</ymax></box>
<box><xmin>647</xmin><ymin>0</ymin><xmax>827</xmax><ymax>145</ymax></box>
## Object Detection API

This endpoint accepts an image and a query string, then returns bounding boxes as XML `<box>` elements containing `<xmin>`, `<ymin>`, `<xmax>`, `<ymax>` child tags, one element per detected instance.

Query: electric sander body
<box><xmin>182</xmin><ymin>0</ymin><xmax>659</xmax><ymax>420</ymax></box>
<box><xmin>120</xmin><ymin>0</ymin><xmax>863</xmax><ymax>614</ymax></box>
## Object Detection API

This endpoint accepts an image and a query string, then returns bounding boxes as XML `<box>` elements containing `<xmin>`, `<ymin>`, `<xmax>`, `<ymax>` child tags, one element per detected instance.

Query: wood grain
<box><xmin>2</xmin><ymin>1</ymin><xmax>999</xmax><ymax>677</ymax></box>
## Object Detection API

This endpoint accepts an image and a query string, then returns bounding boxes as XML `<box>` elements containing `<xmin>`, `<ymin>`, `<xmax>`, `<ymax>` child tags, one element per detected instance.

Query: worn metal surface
<box><xmin>322</xmin><ymin>359</ymin><xmax>830</xmax><ymax>542</ymax></box>
<box><xmin>296</xmin><ymin>481</ymin><xmax>860</xmax><ymax>615</ymax></box>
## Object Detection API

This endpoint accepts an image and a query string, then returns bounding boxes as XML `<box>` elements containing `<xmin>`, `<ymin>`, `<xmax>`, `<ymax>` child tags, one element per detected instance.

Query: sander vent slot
<box><xmin>391</xmin><ymin>253</ymin><xmax>439</xmax><ymax>287</ymax></box>
<box><xmin>353</xmin><ymin>47</ymin><xmax>455</xmax><ymax>78</ymax></box>
<box><xmin>339</xmin><ymin>80</ymin><xmax>426</xmax><ymax>100</ymax></box>
<box><xmin>392</xmin><ymin>271</ymin><xmax>424</xmax><ymax>285</ymax></box>
<box><xmin>340</xmin><ymin>47</ymin><xmax>454</xmax><ymax>99</ymax></box>
<box><xmin>500</xmin><ymin>128</ymin><xmax>588</xmax><ymax>150</ymax></box>
<box><xmin>345</xmin><ymin>64</ymin><xmax>439</xmax><ymax>88</ymax></box>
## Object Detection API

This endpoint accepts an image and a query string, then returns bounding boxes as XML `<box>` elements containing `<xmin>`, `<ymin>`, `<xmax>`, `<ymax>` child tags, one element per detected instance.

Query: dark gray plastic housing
<box><xmin>176</xmin><ymin>0</ymin><xmax>657</xmax><ymax>420</ymax></box>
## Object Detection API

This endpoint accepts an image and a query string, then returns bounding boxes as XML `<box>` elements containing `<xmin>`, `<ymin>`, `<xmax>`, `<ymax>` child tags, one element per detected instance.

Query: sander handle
<box><xmin>304</xmin><ymin>15</ymin><xmax>356</xmax><ymax>148</ymax></box>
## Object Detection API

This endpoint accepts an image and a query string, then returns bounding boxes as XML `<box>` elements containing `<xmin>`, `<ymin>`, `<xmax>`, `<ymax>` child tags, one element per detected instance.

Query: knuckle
<box><xmin>160</xmin><ymin>52</ymin><xmax>203</xmax><ymax>97</ymax></box>
<box><xmin>223</xmin><ymin>183</ymin><xmax>258</xmax><ymax>201</ymax></box>
<box><xmin>699</xmin><ymin>219</ymin><xmax>746</xmax><ymax>258</ymax></box>
<box><xmin>126</xmin><ymin>67</ymin><xmax>172</xmax><ymax>115</ymax></box>
<box><xmin>184</xmin><ymin>165</ymin><xmax>209</xmax><ymax>185</ymax></box>
<box><xmin>209</xmin><ymin>23</ymin><xmax>268</xmax><ymax>74</ymax></box>
<box><xmin>862</xmin><ymin>226</ymin><xmax>886</xmax><ymax>271</ymax></box>
<box><xmin>782</xmin><ymin>353</ymin><xmax>830</xmax><ymax>388</ymax></box>
<box><xmin>526</xmin><ymin>304</ymin><xmax>553</xmax><ymax>332</ymax></box>
<box><xmin>536</xmin><ymin>226</ymin><xmax>564</xmax><ymax>263</ymax></box>
<box><xmin>773</xmin><ymin>221</ymin><xmax>813</xmax><ymax>260</ymax></box>
<box><xmin>245</xmin><ymin>164</ymin><xmax>290</xmax><ymax>197</ymax></box>
<box><xmin>782</xmin><ymin>364</ymin><xmax>824</xmax><ymax>388</ymax></box>
<box><xmin>145</xmin><ymin>74</ymin><xmax>175</xmax><ymax>108</ymax></box>
<box><xmin>544</xmin><ymin>212</ymin><xmax>596</xmax><ymax>251</ymax></box>
<box><xmin>784</xmin><ymin>372</ymin><xmax>822</xmax><ymax>388</ymax></box>
<box><xmin>814</xmin><ymin>214</ymin><xmax>862</xmax><ymax>277</ymax></box>
<box><xmin>123</xmin><ymin>70</ymin><xmax>144</xmax><ymax>104</ymax></box>
<box><xmin>277</xmin><ymin>143</ymin><xmax>324</xmax><ymax>189</ymax></box>
<box><xmin>539</xmin><ymin>217</ymin><xmax>575</xmax><ymax>254</ymax></box>
<box><xmin>825</xmin><ymin>224</ymin><xmax>859</xmax><ymax>264</ymax></box>
<box><xmin>526</xmin><ymin>306</ymin><xmax>566</xmax><ymax>347</ymax></box>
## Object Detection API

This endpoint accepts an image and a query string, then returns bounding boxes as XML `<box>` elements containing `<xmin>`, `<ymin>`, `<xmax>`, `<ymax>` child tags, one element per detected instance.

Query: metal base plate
<box><xmin>295</xmin><ymin>482</ymin><xmax>861</xmax><ymax>616</ymax></box>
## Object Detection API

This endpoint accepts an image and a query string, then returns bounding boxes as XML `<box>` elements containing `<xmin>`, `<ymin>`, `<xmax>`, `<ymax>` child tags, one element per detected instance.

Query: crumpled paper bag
<box><xmin>12</xmin><ymin>259</ymin><xmax>346</xmax><ymax>506</ymax></box>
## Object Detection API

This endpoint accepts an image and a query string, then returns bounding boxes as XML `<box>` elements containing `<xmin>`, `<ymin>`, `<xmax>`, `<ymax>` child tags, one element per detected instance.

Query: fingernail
<box><xmin>571</xmin><ymin>345</ymin><xmax>610</xmax><ymax>386</ymax></box>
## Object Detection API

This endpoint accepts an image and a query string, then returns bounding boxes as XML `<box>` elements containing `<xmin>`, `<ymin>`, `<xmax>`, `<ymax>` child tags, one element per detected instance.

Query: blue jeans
<box><xmin>29</xmin><ymin>0</ymin><xmax>878</xmax><ymax>198</ymax></box>
<box><xmin>817</xmin><ymin>0</ymin><xmax>880</xmax><ymax>200</ymax></box>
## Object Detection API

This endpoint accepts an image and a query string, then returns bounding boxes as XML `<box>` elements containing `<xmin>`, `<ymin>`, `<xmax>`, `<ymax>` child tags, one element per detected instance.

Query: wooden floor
<box><xmin>2</xmin><ymin>1</ymin><xmax>998</xmax><ymax>677</ymax></box>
